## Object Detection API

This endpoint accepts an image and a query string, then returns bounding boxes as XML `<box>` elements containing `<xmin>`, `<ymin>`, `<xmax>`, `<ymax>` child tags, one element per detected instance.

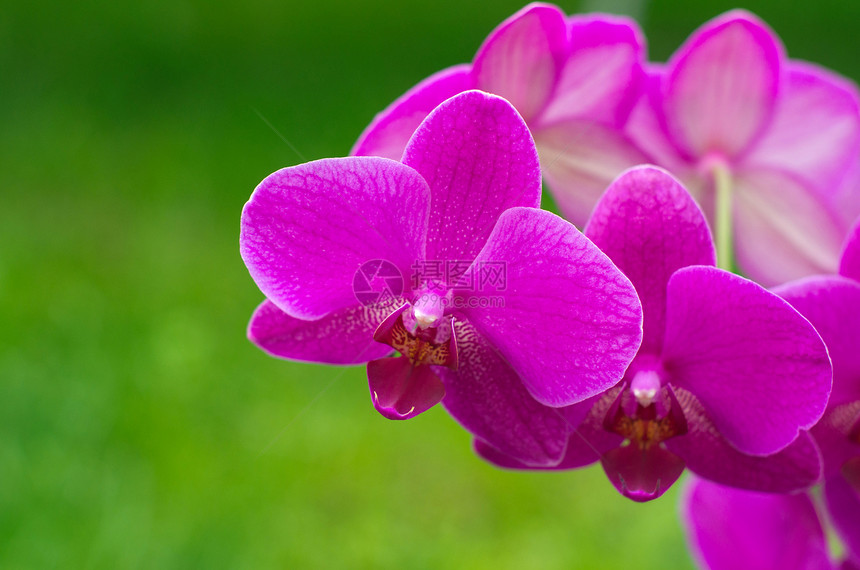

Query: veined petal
<box><xmin>534</xmin><ymin>119</ymin><xmax>650</xmax><ymax>227</ymax></box>
<box><xmin>668</xmin><ymin>387</ymin><xmax>822</xmax><ymax>492</ymax></box>
<box><xmin>367</xmin><ymin>356</ymin><xmax>445</xmax><ymax>420</ymax></box>
<box><xmin>585</xmin><ymin>166</ymin><xmax>715</xmax><ymax>354</ymax></box>
<box><xmin>734</xmin><ymin>167</ymin><xmax>845</xmax><ymax>286</ymax></box>
<box><xmin>473</xmin><ymin>395</ymin><xmax>621</xmax><ymax>470</ymax></box>
<box><xmin>537</xmin><ymin>14</ymin><xmax>645</xmax><ymax>127</ymax></box>
<box><xmin>663</xmin><ymin>11</ymin><xmax>782</xmax><ymax>158</ymax></box>
<box><xmin>458</xmin><ymin>207</ymin><xmax>643</xmax><ymax>407</ymax></box>
<box><xmin>439</xmin><ymin>319</ymin><xmax>568</xmax><ymax>467</ymax></box>
<box><xmin>842</xmin><ymin>218</ymin><xmax>860</xmax><ymax>282</ymax></box>
<box><xmin>824</xmin><ymin>474</ymin><xmax>860</xmax><ymax>564</ymax></box>
<box><xmin>403</xmin><ymin>90</ymin><xmax>541</xmax><ymax>265</ymax></box>
<box><xmin>248</xmin><ymin>299</ymin><xmax>395</xmax><ymax>364</ymax></box>
<box><xmin>240</xmin><ymin>157</ymin><xmax>429</xmax><ymax>319</ymax></box>
<box><xmin>775</xmin><ymin>276</ymin><xmax>860</xmax><ymax>408</ymax></box>
<box><xmin>471</xmin><ymin>3</ymin><xmax>567</xmax><ymax>122</ymax></box>
<box><xmin>682</xmin><ymin>477</ymin><xmax>832</xmax><ymax>570</ymax></box>
<box><xmin>663</xmin><ymin>266</ymin><xmax>831</xmax><ymax>456</ymax></box>
<box><xmin>350</xmin><ymin>65</ymin><xmax>474</xmax><ymax>160</ymax></box>
<box><xmin>741</xmin><ymin>62</ymin><xmax>860</xmax><ymax>192</ymax></box>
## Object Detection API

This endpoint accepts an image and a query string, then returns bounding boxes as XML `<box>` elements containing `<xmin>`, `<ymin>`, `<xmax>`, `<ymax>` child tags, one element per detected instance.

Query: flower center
<box><xmin>373</xmin><ymin>296</ymin><xmax>457</xmax><ymax>370</ymax></box>
<box><xmin>604</xmin><ymin>370</ymin><xmax>687</xmax><ymax>450</ymax></box>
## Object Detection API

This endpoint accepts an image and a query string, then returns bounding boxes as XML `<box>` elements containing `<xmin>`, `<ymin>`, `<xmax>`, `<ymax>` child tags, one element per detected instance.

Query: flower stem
<box><xmin>713</xmin><ymin>163</ymin><xmax>733</xmax><ymax>271</ymax></box>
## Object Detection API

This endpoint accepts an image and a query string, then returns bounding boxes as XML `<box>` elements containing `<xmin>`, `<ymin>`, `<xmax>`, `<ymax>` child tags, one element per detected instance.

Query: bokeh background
<box><xmin>3</xmin><ymin>0</ymin><xmax>858</xmax><ymax>567</ymax></box>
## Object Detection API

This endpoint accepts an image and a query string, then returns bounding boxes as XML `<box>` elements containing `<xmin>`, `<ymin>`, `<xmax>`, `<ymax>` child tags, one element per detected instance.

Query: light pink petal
<box><xmin>663</xmin><ymin>11</ymin><xmax>782</xmax><ymax>158</ymax></box>
<box><xmin>741</xmin><ymin>62</ymin><xmax>860</xmax><ymax>192</ymax></box>
<box><xmin>682</xmin><ymin>477</ymin><xmax>832</xmax><ymax>570</ymax></box>
<box><xmin>240</xmin><ymin>157</ymin><xmax>429</xmax><ymax>319</ymax></box>
<box><xmin>669</xmin><ymin>388</ymin><xmax>822</xmax><ymax>491</ymax></box>
<box><xmin>585</xmin><ymin>166</ymin><xmax>715</xmax><ymax>354</ymax></box>
<box><xmin>535</xmin><ymin>119</ymin><xmax>650</xmax><ymax>226</ymax></box>
<box><xmin>775</xmin><ymin>276</ymin><xmax>860</xmax><ymax>408</ymax></box>
<box><xmin>458</xmin><ymin>207</ymin><xmax>643</xmax><ymax>407</ymax></box>
<box><xmin>825</xmin><ymin>474</ymin><xmax>860</xmax><ymax>564</ymax></box>
<box><xmin>350</xmin><ymin>65</ymin><xmax>474</xmax><ymax>160</ymax></box>
<box><xmin>536</xmin><ymin>14</ymin><xmax>645</xmax><ymax>126</ymax></box>
<box><xmin>734</xmin><ymin>167</ymin><xmax>845</xmax><ymax>286</ymax></box>
<box><xmin>663</xmin><ymin>266</ymin><xmax>831</xmax><ymax>455</ymax></box>
<box><xmin>625</xmin><ymin>68</ymin><xmax>693</xmax><ymax>175</ymax></box>
<box><xmin>471</xmin><ymin>3</ymin><xmax>567</xmax><ymax>122</ymax></box>
<box><xmin>842</xmin><ymin>218</ymin><xmax>860</xmax><ymax>282</ymax></box>
<box><xmin>367</xmin><ymin>356</ymin><xmax>445</xmax><ymax>420</ymax></box>
<box><xmin>247</xmin><ymin>299</ymin><xmax>395</xmax><ymax>364</ymax></box>
<box><xmin>439</xmin><ymin>319</ymin><xmax>568</xmax><ymax>467</ymax></box>
<box><xmin>402</xmin><ymin>90</ymin><xmax>541</xmax><ymax>264</ymax></box>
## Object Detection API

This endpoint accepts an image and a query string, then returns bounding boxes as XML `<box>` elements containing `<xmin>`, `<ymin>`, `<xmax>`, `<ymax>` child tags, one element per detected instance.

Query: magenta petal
<box><xmin>600</xmin><ymin>443</ymin><xmax>685</xmax><ymax>502</ymax></box>
<box><xmin>240</xmin><ymin>157</ymin><xmax>429</xmax><ymax>319</ymax></box>
<box><xmin>585</xmin><ymin>166</ymin><xmax>715</xmax><ymax>354</ymax></box>
<box><xmin>534</xmin><ymin>119</ymin><xmax>651</xmax><ymax>226</ymax></box>
<box><xmin>537</xmin><ymin>14</ymin><xmax>645</xmax><ymax>127</ymax></box>
<box><xmin>842</xmin><ymin>218</ymin><xmax>860</xmax><ymax>282</ymax></box>
<box><xmin>682</xmin><ymin>477</ymin><xmax>832</xmax><ymax>570</ymax></box>
<box><xmin>825</xmin><ymin>474</ymin><xmax>860</xmax><ymax>564</ymax></box>
<box><xmin>351</xmin><ymin>64</ymin><xmax>474</xmax><ymax>160</ymax></box>
<box><xmin>741</xmin><ymin>62</ymin><xmax>860</xmax><ymax>192</ymax></box>
<box><xmin>471</xmin><ymin>3</ymin><xmax>567</xmax><ymax>122</ymax></box>
<box><xmin>367</xmin><ymin>356</ymin><xmax>445</xmax><ymax>420</ymax></box>
<box><xmin>439</xmin><ymin>319</ymin><xmax>568</xmax><ymax>467</ymax></box>
<box><xmin>663</xmin><ymin>11</ymin><xmax>782</xmax><ymax>158</ymax></box>
<box><xmin>734</xmin><ymin>167</ymin><xmax>845</xmax><ymax>285</ymax></box>
<box><xmin>663</xmin><ymin>266</ymin><xmax>831</xmax><ymax>455</ymax></box>
<box><xmin>402</xmin><ymin>90</ymin><xmax>541</xmax><ymax>265</ymax></box>
<box><xmin>248</xmin><ymin>299</ymin><xmax>395</xmax><ymax>364</ymax></box>
<box><xmin>776</xmin><ymin>276</ymin><xmax>860</xmax><ymax>407</ymax></box>
<box><xmin>668</xmin><ymin>388</ymin><xmax>821</xmax><ymax>492</ymax></box>
<box><xmin>810</xmin><ymin>402</ymin><xmax>860</xmax><ymax>478</ymax></box>
<box><xmin>459</xmin><ymin>207</ymin><xmax>643</xmax><ymax>407</ymax></box>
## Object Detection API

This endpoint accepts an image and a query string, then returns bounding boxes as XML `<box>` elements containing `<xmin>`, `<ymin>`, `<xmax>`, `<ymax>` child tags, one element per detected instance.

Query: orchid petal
<box><xmin>682</xmin><ymin>477</ymin><xmax>832</xmax><ymax>570</ymax></box>
<box><xmin>534</xmin><ymin>119</ymin><xmax>650</xmax><ymax>226</ymax></box>
<box><xmin>240</xmin><ymin>157</ymin><xmax>429</xmax><ymax>319</ymax></box>
<box><xmin>600</xmin><ymin>443</ymin><xmax>686</xmax><ymax>502</ymax></box>
<box><xmin>367</xmin><ymin>356</ymin><xmax>445</xmax><ymax>420</ymax></box>
<box><xmin>585</xmin><ymin>166</ymin><xmax>715</xmax><ymax>354</ymax></box>
<box><xmin>825</xmin><ymin>474</ymin><xmax>860</xmax><ymax>564</ymax></box>
<box><xmin>459</xmin><ymin>207</ymin><xmax>643</xmax><ymax>407</ymax></box>
<box><xmin>775</xmin><ymin>276</ymin><xmax>860</xmax><ymax>407</ymax></box>
<box><xmin>247</xmin><ymin>299</ymin><xmax>396</xmax><ymax>364</ymax></box>
<box><xmin>351</xmin><ymin>65</ymin><xmax>474</xmax><ymax>160</ymax></box>
<box><xmin>471</xmin><ymin>3</ymin><xmax>567</xmax><ymax>122</ymax></box>
<box><xmin>473</xmin><ymin>394</ymin><xmax>621</xmax><ymax>470</ymax></box>
<box><xmin>733</xmin><ymin>167</ymin><xmax>845</xmax><ymax>286</ymax></box>
<box><xmin>536</xmin><ymin>14</ymin><xmax>645</xmax><ymax>126</ymax></box>
<box><xmin>810</xmin><ymin>402</ymin><xmax>860</xmax><ymax>478</ymax></box>
<box><xmin>663</xmin><ymin>265</ymin><xmax>831</xmax><ymax>455</ymax></box>
<box><xmin>741</xmin><ymin>62</ymin><xmax>860</xmax><ymax>192</ymax></box>
<box><xmin>842</xmin><ymin>218</ymin><xmax>860</xmax><ymax>282</ymax></box>
<box><xmin>663</xmin><ymin>11</ymin><xmax>782</xmax><ymax>158</ymax></box>
<box><xmin>402</xmin><ymin>90</ymin><xmax>541</xmax><ymax>265</ymax></box>
<box><xmin>668</xmin><ymin>388</ymin><xmax>822</xmax><ymax>492</ymax></box>
<box><xmin>439</xmin><ymin>319</ymin><xmax>568</xmax><ymax>466</ymax></box>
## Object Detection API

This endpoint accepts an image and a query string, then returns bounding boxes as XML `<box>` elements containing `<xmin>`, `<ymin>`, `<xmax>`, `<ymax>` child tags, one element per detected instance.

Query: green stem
<box><xmin>713</xmin><ymin>163</ymin><xmax>733</xmax><ymax>271</ymax></box>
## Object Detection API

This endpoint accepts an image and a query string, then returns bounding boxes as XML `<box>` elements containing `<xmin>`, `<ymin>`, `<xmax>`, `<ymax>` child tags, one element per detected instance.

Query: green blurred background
<box><xmin>2</xmin><ymin>0</ymin><xmax>858</xmax><ymax>567</ymax></box>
